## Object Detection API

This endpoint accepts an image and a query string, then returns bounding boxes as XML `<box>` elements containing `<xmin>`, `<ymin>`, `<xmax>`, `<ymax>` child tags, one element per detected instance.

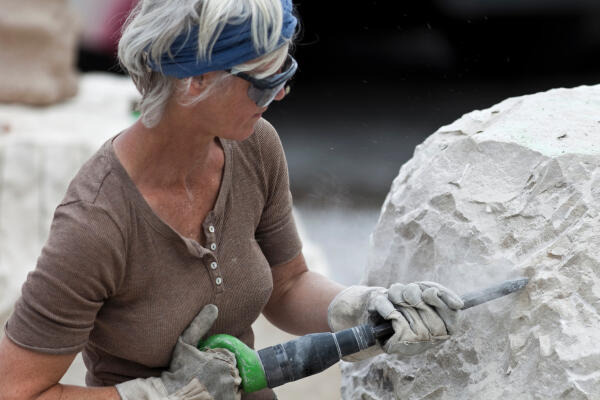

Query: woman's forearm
<box><xmin>264</xmin><ymin>253</ymin><xmax>346</xmax><ymax>335</ymax></box>
<box><xmin>272</xmin><ymin>270</ymin><xmax>345</xmax><ymax>334</ymax></box>
<box><xmin>0</xmin><ymin>335</ymin><xmax>120</xmax><ymax>400</ymax></box>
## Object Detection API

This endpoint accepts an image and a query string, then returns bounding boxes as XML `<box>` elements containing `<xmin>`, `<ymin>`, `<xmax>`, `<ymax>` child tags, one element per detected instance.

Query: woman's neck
<box><xmin>113</xmin><ymin>107</ymin><xmax>222</xmax><ymax>193</ymax></box>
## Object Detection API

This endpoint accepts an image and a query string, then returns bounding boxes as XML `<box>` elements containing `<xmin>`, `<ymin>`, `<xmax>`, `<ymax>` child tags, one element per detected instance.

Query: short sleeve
<box><xmin>5</xmin><ymin>201</ymin><xmax>126</xmax><ymax>354</ymax></box>
<box><xmin>254</xmin><ymin>120</ymin><xmax>302</xmax><ymax>267</ymax></box>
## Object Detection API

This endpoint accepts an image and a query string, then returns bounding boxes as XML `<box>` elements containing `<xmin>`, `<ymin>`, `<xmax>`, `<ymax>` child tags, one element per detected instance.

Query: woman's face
<box><xmin>186</xmin><ymin>71</ymin><xmax>285</xmax><ymax>141</ymax></box>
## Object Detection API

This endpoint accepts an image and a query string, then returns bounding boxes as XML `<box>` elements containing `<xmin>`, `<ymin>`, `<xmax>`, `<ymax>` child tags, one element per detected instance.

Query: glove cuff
<box><xmin>116</xmin><ymin>377</ymin><xmax>212</xmax><ymax>400</ymax></box>
<box><xmin>328</xmin><ymin>285</ymin><xmax>386</xmax><ymax>332</ymax></box>
<box><xmin>168</xmin><ymin>378</ymin><xmax>213</xmax><ymax>400</ymax></box>
<box><xmin>116</xmin><ymin>377</ymin><xmax>168</xmax><ymax>400</ymax></box>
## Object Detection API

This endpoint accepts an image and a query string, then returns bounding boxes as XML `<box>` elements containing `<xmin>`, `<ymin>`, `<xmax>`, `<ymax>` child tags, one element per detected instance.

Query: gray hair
<box><xmin>118</xmin><ymin>0</ymin><xmax>295</xmax><ymax>128</ymax></box>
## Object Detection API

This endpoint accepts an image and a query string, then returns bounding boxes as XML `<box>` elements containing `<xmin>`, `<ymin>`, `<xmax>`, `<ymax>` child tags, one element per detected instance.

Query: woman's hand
<box><xmin>116</xmin><ymin>304</ymin><xmax>241</xmax><ymax>400</ymax></box>
<box><xmin>327</xmin><ymin>281</ymin><xmax>464</xmax><ymax>362</ymax></box>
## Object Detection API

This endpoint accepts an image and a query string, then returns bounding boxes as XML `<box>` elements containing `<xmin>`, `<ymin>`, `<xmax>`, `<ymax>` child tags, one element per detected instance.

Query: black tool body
<box><xmin>258</xmin><ymin>325</ymin><xmax>376</xmax><ymax>388</ymax></box>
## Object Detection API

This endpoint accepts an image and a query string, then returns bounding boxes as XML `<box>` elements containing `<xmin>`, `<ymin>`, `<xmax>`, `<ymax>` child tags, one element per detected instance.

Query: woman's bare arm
<box><xmin>262</xmin><ymin>252</ymin><xmax>346</xmax><ymax>335</ymax></box>
<box><xmin>0</xmin><ymin>335</ymin><xmax>120</xmax><ymax>400</ymax></box>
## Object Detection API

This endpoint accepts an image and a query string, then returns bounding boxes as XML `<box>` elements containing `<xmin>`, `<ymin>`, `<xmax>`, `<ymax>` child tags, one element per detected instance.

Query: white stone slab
<box><xmin>0</xmin><ymin>74</ymin><xmax>139</xmax><ymax>333</ymax></box>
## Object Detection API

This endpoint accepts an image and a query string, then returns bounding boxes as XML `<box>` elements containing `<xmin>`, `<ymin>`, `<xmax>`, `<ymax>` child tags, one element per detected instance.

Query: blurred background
<box><xmin>70</xmin><ymin>0</ymin><xmax>600</xmax><ymax>285</ymax></box>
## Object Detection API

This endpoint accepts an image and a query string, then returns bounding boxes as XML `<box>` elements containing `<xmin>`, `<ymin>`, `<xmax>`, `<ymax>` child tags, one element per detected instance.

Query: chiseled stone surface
<box><xmin>342</xmin><ymin>85</ymin><xmax>600</xmax><ymax>399</ymax></box>
<box><xmin>0</xmin><ymin>0</ymin><xmax>79</xmax><ymax>105</ymax></box>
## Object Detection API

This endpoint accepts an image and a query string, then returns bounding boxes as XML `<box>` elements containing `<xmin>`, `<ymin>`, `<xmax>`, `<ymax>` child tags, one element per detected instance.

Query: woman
<box><xmin>0</xmin><ymin>0</ymin><xmax>464</xmax><ymax>399</ymax></box>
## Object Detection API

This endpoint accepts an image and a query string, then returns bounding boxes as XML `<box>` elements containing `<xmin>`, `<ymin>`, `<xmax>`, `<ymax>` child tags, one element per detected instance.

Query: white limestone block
<box><xmin>0</xmin><ymin>74</ymin><xmax>139</xmax><ymax>333</ymax></box>
<box><xmin>341</xmin><ymin>85</ymin><xmax>600</xmax><ymax>399</ymax></box>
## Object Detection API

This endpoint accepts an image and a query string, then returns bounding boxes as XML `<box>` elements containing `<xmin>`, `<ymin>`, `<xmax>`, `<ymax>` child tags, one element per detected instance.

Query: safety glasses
<box><xmin>229</xmin><ymin>54</ymin><xmax>298</xmax><ymax>107</ymax></box>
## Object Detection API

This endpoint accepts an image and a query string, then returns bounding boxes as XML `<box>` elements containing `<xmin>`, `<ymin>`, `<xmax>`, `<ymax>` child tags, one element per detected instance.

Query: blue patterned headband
<box><xmin>149</xmin><ymin>0</ymin><xmax>297</xmax><ymax>78</ymax></box>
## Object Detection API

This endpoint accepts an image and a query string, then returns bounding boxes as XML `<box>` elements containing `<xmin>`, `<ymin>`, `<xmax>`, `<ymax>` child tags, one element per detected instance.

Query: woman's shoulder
<box><xmin>230</xmin><ymin>118</ymin><xmax>288</xmax><ymax>194</ymax></box>
<box><xmin>238</xmin><ymin>118</ymin><xmax>285</xmax><ymax>162</ymax></box>
<box><xmin>61</xmin><ymin>146</ymin><xmax>112</xmax><ymax>204</ymax></box>
<box><xmin>58</xmin><ymin>139</ymin><xmax>130</xmax><ymax>232</ymax></box>
<box><xmin>253</xmin><ymin>117</ymin><xmax>282</xmax><ymax>147</ymax></box>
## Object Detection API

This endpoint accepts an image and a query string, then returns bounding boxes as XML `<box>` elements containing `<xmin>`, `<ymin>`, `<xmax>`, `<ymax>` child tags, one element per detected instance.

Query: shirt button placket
<box><xmin>205</xmin><ymin>220</ymin><xmax>223</xmax><ymax>293</ymax></box>
<box><xmin>207</xmin><ymin>256</ymin><xmax>224</xmax><ymax>293</ymax></box>
<box><xmin>207</xmin><ymin>224</ymin><xmax>217</xmax><ymax>252</ymax></box>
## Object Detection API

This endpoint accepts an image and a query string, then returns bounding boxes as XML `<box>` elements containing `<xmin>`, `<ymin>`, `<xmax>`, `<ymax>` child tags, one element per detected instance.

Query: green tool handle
<box><xmin>199</xmin><ymin>334</ymin><xmax>267</xmax><ymax>393</ymax></box>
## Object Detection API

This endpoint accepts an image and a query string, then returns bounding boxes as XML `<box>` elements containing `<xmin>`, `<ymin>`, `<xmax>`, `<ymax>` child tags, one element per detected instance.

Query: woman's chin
<box><xmin>222</xmin><ymin>124</ymin><xmax>259</xmax><ymax>142</ymax></box>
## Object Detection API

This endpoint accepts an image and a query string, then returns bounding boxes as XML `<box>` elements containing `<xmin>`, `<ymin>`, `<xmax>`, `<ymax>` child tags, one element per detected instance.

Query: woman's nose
<box><xmin>273</xmin><ymin>86</ymin><xmax>289</xmax><ymax>102</ymax></box>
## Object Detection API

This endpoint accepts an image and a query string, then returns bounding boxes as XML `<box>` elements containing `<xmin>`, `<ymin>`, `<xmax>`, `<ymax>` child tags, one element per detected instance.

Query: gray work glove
<box><xmin>328</xmin><ymin>281</ymin><xmax>464</xmax><ymax>362</ymax></box>
<box><xmin>116</xmin><ymin>304</ymin><xmax>242</xmax><ymax>400</ymax></box>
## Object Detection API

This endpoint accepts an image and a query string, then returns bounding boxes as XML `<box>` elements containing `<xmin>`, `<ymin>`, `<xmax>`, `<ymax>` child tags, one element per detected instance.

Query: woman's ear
<box><xmin>188</xmin><ymin>71</ymin><xmax>223</xmax><ymax>96</ymax></box>
<box><xmin>189</xmin><ymin>75</ymin><xmax>206</xmax><ymax>94</ymax></box>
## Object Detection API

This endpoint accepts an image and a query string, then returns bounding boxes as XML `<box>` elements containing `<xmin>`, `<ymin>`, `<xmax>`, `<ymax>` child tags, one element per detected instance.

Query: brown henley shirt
<box><xmin>5</xmin><ymin>118</ymin><xmax>302</xmax><ymax>399</ymax></box>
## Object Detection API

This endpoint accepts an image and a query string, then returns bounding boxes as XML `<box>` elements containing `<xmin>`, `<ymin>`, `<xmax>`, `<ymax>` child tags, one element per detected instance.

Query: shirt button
<box><xmin>208</xmin><ymin>225</ymin><xmax>215</xmax><ymax>233</ymax></box>
<box><xmin>210</xmin><ymin>243</ymin><xmax>217</xmax><ymax>251</ymax></box>
<box><xmin>216</xmin><ymin>277</ymin><xmax>223</xmax><ymax>285</ymax></box>
<box><xmin>210</xmin><ymin>262</ymin><xmax>218</xmax><ymax>270</ymax></box>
